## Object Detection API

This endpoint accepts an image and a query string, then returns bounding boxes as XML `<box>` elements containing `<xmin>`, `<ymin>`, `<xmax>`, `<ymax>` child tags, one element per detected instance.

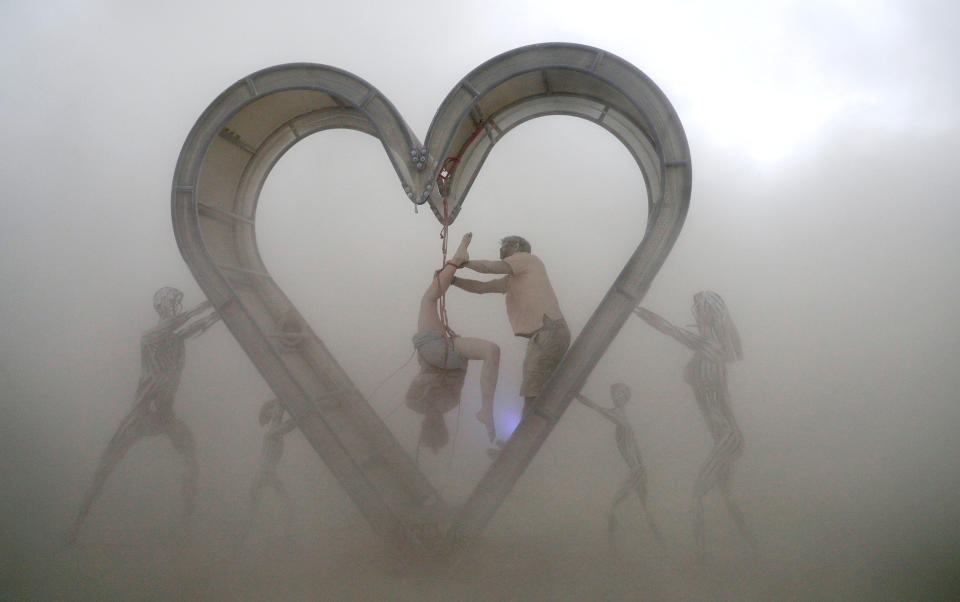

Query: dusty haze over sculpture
<box><xmin>171</xmin><ymin>43</ymin><xmax>691</xmax><ymax>550</ymax></box>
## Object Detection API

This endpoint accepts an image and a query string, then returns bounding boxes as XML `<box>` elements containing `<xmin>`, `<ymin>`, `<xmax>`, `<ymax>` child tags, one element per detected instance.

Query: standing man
<box><xmin>451</xmin><ymin>235</ymin><xmax>570</xmax><ymax>417</ymax></box>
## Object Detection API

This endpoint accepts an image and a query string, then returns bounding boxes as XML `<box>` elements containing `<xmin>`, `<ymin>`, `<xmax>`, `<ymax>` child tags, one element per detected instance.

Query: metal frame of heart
<box><xmin>172</xmin><ymin>42</ymin><xmax>691</xmax><ymax>551</ymax></box>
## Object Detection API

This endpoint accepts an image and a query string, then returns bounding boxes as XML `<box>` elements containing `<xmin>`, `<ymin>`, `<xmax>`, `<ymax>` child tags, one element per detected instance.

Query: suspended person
<box><xmin>67</xmin><ymin>287</ymin><xmax>220</xmax><ymax>545</ymax></box>
<box><xmin>407</xmin><ymin>232</ymin><xmax>500</xmax><ymax>451</ymax></box>
<box><xmin>634</xmin><ymin>292</ymin><xmax>758</xmax><ymax>562</ymax></box>
<box><xmin>244</xmin><ymin>399</ymin><xmax>297</xmax><ymax>542</ymax></box>
<box><xmin>451</xmin><ymin>235</ymin><xmax>569</xmax><ymax>418</ymax></box>
<box><xmin>576</xmin><ymin>383</ymin><xmax>664</xmax><ymax>547</ymax></box>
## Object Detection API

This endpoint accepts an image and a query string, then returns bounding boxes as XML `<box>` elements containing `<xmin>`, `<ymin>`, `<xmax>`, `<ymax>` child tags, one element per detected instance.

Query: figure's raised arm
<box><xmin>576</xmin><ymin>393</ymin><xmax>619</xmax><ymax>424</ymax></box>
<box><xmin>184</xmin><ymin>299</ymin><xmax>213</xmax><ymax>319</ymax></box>
<box><xmin>160</xmin><ymin>299</ymin><xmax>211</xmax><ymax>331</ymax></box>
<box><xmin>575</xmin><ymin>392</ymin><xmax>597</xmax><ymax>408</ymax></box>
<box><xmin>179</xmin><ymin>309</ymin><xmax>220</xmax><ymax>339</ymax></box>
<box><xmin>633</xmin><ymin>306</ymin><xmax>720</xmax><ymax>357</ymax></box>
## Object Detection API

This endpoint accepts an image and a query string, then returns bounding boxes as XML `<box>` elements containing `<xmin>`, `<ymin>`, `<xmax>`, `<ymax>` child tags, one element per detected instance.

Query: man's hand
<box><xmin>449</xmin><ymin>275</ymin><xmax>508</xmax><ymax>294</ymax></box>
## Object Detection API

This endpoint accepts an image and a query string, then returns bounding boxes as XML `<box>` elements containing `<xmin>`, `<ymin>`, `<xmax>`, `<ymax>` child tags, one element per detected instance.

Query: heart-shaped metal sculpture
<box><xmin>172</xmin><ymin>43</ymin><xmax>690</xmax><ymax>550</ymax></box>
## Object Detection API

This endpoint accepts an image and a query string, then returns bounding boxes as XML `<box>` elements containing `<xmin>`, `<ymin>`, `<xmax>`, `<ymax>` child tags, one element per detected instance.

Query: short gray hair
<box><xmin>500</xmin><ymin>235</ymin><xmax>531</xmax><ymax>253</ymax></box>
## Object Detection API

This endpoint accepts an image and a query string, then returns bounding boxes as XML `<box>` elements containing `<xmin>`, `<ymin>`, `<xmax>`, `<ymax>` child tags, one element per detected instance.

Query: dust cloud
<box><xmin>2</xmin><ymin>1</ymin><xmax>959</xmax><ymax>599</ymax></box>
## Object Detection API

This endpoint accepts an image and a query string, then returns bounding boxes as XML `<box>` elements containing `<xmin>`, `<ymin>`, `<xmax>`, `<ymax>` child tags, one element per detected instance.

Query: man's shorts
<box><xmin>520</xmin><ymin>316</ymin><xmax>571</xmax><ymax>398</ymax></box>
<box><xmin>412</xmin><ymin>331</ymin><xmax>468</xmax><ymax>371</ymax></box>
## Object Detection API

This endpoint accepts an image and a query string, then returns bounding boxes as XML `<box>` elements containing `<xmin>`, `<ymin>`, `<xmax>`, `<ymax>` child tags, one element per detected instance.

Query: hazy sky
<box><xmin>2</xmin><ymin>0</ymin><xmax>958</xmax><ymax>598</ymax></box>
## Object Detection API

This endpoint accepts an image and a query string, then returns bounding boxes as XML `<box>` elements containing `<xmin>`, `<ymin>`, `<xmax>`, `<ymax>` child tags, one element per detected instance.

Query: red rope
<box><xmin>435</xmin><ymin>195</ymin><xmax>456</xmax><ymax>341</ymax></box>
<box><xmin>432</xmin><ymin>119</ymin><xmax>488</xmax><ymax>361</ymax></box>
<box><xmin>436</xmin><ymin>119</ymin><xmax>486</xmax><ymax>197</ymax></box>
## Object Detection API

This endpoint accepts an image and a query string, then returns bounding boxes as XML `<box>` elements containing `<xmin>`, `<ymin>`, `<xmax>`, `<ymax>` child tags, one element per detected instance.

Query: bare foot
<box><xmin>451</xmin><ymin>232</ymin><xmax>472</xmax><ymax>266</ymax></box>
<box><xmin>485</xmin><ymin>438</ymin><xmax>505</xmax><ymax>460</ymax></box>
<box><xmin>476</xmin><ymin>407</ymin><xmax>495</xmax><ymax>442</ymax></box>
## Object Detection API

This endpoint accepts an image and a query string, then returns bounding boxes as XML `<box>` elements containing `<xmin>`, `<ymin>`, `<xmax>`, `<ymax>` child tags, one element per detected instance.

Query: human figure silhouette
<box><xmin>634</xmin><ymin>292</ymin><xmax>758</xmax><ymax>562</ymax></box>
<box><xmin>577</xmin><ymin>383</ymin><xmax>664</xmax><ymax>547</ymax></box>
<box><xmin>244</xmin><ymin>399</ymin><xmax>297</xmax><ymax>541</ymax></box>
<box><xmin>67</xmin><ymin>287</ymin><xmax>219</xmax><ymax>545</ymax></box>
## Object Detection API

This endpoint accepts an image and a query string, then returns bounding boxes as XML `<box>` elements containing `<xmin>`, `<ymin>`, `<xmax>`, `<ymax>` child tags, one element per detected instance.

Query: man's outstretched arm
<box><xmin>451</xmin><ymin>276</ymin><xmax>508</xmax><ymax>295</ymax></box>
<box><xmin>462</xmin><ymin>259</ymin><xmax>514</xmax><ymax>275</ymax></box>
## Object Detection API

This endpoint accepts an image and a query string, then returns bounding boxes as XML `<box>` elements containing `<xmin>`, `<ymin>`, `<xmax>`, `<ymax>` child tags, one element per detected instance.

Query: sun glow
<box><xmin>521</xmin><ymin>0</ymin><xmax>890</xmax><ymax>164</ymax></box>
<box><xmin>689</xmin><ymin>82</ymin><xmax>878</xmax><ymax>164</ymax></box>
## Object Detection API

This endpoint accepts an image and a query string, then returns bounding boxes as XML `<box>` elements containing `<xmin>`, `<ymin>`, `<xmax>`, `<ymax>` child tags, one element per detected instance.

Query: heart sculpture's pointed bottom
<box><xmin>173</xmin><ymin>43</ymin><xmax>690</xmax><ymax>550</ymax></box>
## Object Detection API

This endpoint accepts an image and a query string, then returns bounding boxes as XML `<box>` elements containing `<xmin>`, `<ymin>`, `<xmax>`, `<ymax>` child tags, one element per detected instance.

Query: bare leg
<box><xmin>691</xmin><ymin>493</ymin><xmax>706</xmax><ymax>564</ymax></box>
<box><xmin>719</xmin><ymin>476</ymin><xmax>758</xmax><ymax>555</ymax></box>
<box><xmin>269</xmin><ymin>473</ymin><xmax>296</xmax><ymax>540</ymax></box>
<box><xmin>608</xmin><ymin>472</ymin><xmax>635</xmax><ymax>534</ymax></box>
<box><xmin>240</xmin><ymin>470</ymin><xmax>269</xmax><ymax>544</ymax></box>
<box><xmin>167</xmin><ymin>418</ymin><xmax>199</xmax><ymax>533</ymax></box>
<box><xmin>606</xmin><ymin>468</ymin><xmax>647</xmax><ymax>530</ymax></box>
<box><xmin>452</xmin><ymin>336</ymin><xmax>500</xmax><ymax>441</ymax></box>
<box><xmin>638</xmin><ymin>496</ymin><xmax>666</xmax><ymax>549</ymax></box>
<box><xmin>690</xmin><ymin>431</ymin><xmax>743</xmax><ymax>563</ymax></box>
<box><xmin>616</xmin><ymin>465</ymin><xmax>666</xmax><ymax>548</ymax></box>
<box><xmin>249</xmin><ymin>471</ymin><xmax>268</xmax><ymax>514</ymax></box>
<box><xmin>417</xmin><ymin>232</ymin><xmax>471</xmax><ymax>333</ymax></box>
<box><xmin>445</xmin><ymin>231</ymin><xmax>471</xmax><ymax>288</ymax></box>
<box><xmin>67</xmin><ymin>423</ymin><xmax>141</xmax><ymax>545</ymax></box>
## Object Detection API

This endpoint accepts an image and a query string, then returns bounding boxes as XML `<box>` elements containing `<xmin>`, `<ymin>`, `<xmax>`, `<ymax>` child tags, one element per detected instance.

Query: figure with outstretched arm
<box><xmin>576</xmin><ymin>383</ymin><xmax>664</xmax><ymax>547</ymax></box>
<box><xmin>67</xmin><ymin>287</ymin><xmax>220</xmax><ymax>545</ymax></box>
<box><xmin>451</xmin><ymin>235</ymin><xmax>570</xmax><ymax>419</ymax></box>
<box><xmin>634</xmin><ymin>292</ymin><xmax>758</xmax><ymax>562</ymax></box>
<box><xmin>243</xmin><ymin>399</ymin><xmax>297</xmax><ymax>541</ymax></box>
<box><xmin>406</xmin><ymin>232</ymin><xmax>501</xmax><ymax>451</ymax></box>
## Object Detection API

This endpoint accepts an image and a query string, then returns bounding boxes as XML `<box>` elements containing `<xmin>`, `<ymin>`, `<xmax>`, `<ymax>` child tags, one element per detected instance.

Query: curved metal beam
<box><xmin>171</xmin><ymin>43</ymin><xmax>690</xmax><ymax>549</ymax></box>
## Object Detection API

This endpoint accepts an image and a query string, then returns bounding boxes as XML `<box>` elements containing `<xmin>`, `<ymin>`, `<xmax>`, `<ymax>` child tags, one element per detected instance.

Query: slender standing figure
<box><xmin>67</xmin><ymin>287</ymin><xmax>220</xmax><ymax>545</ymax></box>
<box><xmin>407</xmin><ymin>232</ymin><xmax>501</xmax><ymax>451</ymax></box>
<box><xmin>244</xmin><ymin>399</ymin><xmax>297</xmax><ymax>540</ymax></box>
<box><xmin>577</xmin><ymin>383</ymin><xmax>664</xmax><ymax>547</ymax></box>
<box><xmin>634</xmin><ymin>292</ymin><xmax>757</xmax><ymax>562</ymax></box>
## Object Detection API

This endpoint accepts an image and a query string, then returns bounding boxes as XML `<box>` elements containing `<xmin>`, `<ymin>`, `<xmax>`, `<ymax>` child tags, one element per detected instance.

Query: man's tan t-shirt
<box><xmin>492</xmin><ymin>252</ymin><xmax>564</xmax><ymax>336</ymax></box>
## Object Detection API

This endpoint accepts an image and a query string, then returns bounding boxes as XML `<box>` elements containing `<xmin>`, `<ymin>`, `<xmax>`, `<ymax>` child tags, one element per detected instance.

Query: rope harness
<box><xmin>433</xmin><ymin>119</ymin><xmax>488</xmax><ymax>349</ymax></box>
<box><xmin>413</xmin><ymin>120</ymin><xmax>489</xmax><ymax>465</ymax></box>
<box><xmin>434</xmin><ymin>195</ymin><xmax>458</xmax><ymax>342</ymax></box>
